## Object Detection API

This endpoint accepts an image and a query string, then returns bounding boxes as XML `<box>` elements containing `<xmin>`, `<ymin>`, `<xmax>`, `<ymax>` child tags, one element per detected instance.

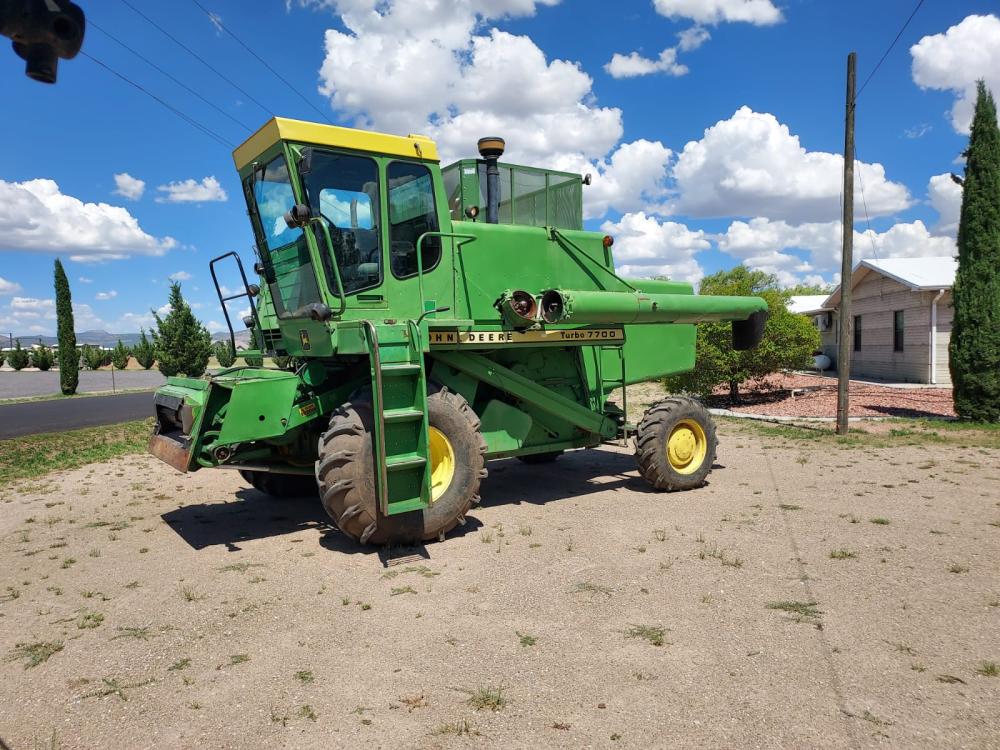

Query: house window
<box><xmin>853</xmin><ymin>315</ymin><xmax>862</xmax><ymax>351</ymax></box>
<box><xmin>893</xmin><ymin>310</ymin><xmax>904</xmax><ymax>352</ymax></box>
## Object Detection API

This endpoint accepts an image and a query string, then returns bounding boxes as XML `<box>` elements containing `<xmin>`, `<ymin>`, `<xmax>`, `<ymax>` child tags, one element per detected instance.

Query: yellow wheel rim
<box><xmin>666</xmin><ymin>419</ymin><xmax>707</xmax><ymax>475</ymax></box>
<box><xmin>428</xmin><ymin>426</ymin><xmax>456</xmax><ymax>503</ymax></box>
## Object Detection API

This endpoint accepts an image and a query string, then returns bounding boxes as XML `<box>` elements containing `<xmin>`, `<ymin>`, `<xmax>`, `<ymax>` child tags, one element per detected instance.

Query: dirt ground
<box><xmin>1</xmin><ymin>422</ymin><xmax>999</xmax><ymax>749</ymax></box>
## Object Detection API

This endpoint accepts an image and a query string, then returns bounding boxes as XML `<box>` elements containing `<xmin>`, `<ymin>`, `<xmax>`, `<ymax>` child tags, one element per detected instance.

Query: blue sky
<box><xmin>1</xmin><ymin>0</ymin><xmax>996</xmax><ymax>336</ymax></box>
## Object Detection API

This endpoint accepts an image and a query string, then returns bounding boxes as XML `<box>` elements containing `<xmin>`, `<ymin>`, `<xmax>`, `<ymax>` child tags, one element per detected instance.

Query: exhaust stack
<box><xmin>477</xmin><ymin>136</ymin><xmax>505</xmax><ymax>224</ymax></box>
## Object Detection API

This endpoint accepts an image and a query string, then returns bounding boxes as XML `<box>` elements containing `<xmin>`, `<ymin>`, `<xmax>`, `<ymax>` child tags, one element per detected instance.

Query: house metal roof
<box><xmin>788</xmin><ymin>294</ymin><xmax>832</xmax><ymax>315</ymax></box>
<box><xmin>824</xmin><ymin>256</ymin><xmax>957</xmax><ymax>308</ymax></box>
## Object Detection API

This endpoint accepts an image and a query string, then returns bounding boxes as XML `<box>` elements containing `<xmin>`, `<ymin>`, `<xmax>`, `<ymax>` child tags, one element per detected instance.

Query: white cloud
<box><xmin>78</xmin><ymin>276</ymin><xmax>93</xmax><ymax>284</ymax></box>
<box><xmin>0</xmin><ymin>179</ymin><xmax>176</xmax><ymax>262</ymax></box>
<box><xmin>653</xmin><ymin>0</ymin><xmax>782</xmax><ymax>26</ymax></box>
<box><xmin>112</xmin><ymin>172</ymin><xmax>146</xmax><ymax>200</ymax></box>
<box><xmin>600</xmin><ymin>212</ymin><xmax>709</xmax><ymax>283</ymax></box>
<box><xmin>669</xmin><ymin>107</ymin><xmax>912</xmax><ymax>222</ymax></box>
<box><xmin>927</xmin><ymin>173</ymin><xmax>962</xmax><ymax>237</ymax></box>
<box><xmin>605</xmin><ymin>26</ymin><xmax>709</xmax><ymax>79</ymax></box>
<box><xmin>317</xmin><ymin>2</ymin><xmax>620</xmax><ymax>167</ymax></box>
<box><xmin>95</xmin><ymin>290</ymin><xmax>118</xmax><ymax>300</ymax></box>
<box><xmin>0</xmin><ymin>276</ymin><xmax>22</xmax><ymax>295</ymax></box>
<box><xmin>903</xmin><ymin>123</ymin><xmax>932</xmax><ymax>139</ymax></box>
<box><xmin>169</xmin><ymin>270</ymin><xmax>193</xmax><ymax>281</ymax></box>
<box><xmin>911</xmin><ymin>14</ymin><xmax>1000</xmax><ymax>134</ymax></box>
<box><xmin>156</xmin><ymin>176</ymin><xmax>228</xmax><ymax>203</ymax></box>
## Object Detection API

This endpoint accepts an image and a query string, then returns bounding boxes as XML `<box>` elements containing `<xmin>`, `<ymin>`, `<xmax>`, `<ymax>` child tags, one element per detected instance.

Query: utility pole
<box><xmin>836</xmin><ymin>52</ymin><xmax>856</xmax><ymax>436</ymax></box>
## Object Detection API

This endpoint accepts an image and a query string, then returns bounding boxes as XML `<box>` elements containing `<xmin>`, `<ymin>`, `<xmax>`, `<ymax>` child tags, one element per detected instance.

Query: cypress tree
<box><xmin>132</xmin><ymin>329</ymin><xmax>156</xmax><ymax>369</ymax></box>
<box><xmin>950</xmin><ymin>81</ymin><xmax>1000</xmax><ymax>422</ymax></box>
<box><xmin>54</xmin><ymin>259</ymin><xmax>78</xmax><ymax>395</ymax></box>
<box><xmin>151</xmin><ymin>282</ymin><xmax>212</xmax><ymax>377</ymax></box>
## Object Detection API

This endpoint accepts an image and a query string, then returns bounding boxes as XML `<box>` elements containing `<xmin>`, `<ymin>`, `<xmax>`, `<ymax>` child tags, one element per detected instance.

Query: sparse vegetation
<box><xmin>625</xmin><ymin>624</ymin><xmax>667</xmax><ymax>647</ymax></box>
<box><xmin>975</xmin><ymin>661</ymin><xmax>999</xmax><ymax>677</ymax></box>
<box><xmin>467</xmin><ymin>685</ymin><xmax>507</xmax><ymax>711</ymax></box>
<box><xmin>516</xmin><ymin>631</ymin><xmax>537</xmax><ymax>647</ymax></box>
<box><xmin>8</xmin><ymin>640</ymin><xmax>63</xmax><ymax>669</ymax></box>
<box><xmin>829</xmin><ymin>549</ymin><xmax>857</xmax><ymax>560</ymax></box>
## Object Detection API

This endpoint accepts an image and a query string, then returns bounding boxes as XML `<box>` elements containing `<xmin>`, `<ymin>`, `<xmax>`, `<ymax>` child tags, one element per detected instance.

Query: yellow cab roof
<box><xmin>232</xmin><ymin>117</ymin><xmax>440</xmax><ymax>170</ymax></box>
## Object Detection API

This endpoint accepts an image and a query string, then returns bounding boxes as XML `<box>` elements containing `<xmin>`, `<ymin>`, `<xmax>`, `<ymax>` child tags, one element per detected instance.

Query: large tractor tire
<box><xmin>634</xmin><ymin>397</ymin><xmax>717</xmax><ymax>491</ymax></box>
<box><xmin>316</xmin><ymin>386</ymin><xmax>487</xmax><ymax>546</ymax></box>
<box><xmin>238</xmin><ymin>470</ymin><xmax>318</xmax><ymax>498</ymax></box>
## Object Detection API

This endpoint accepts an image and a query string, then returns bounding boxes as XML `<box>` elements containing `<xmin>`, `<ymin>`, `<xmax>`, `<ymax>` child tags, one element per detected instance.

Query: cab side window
<box><xmin>387</xmin><ymin>162</ymin><xmax>441</xmax><ymax>278</ymax></box>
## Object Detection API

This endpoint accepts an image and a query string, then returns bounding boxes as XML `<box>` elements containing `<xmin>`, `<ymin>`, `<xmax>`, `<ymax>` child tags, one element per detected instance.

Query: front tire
<box><xmin>634</xmin><ymin>397</ymin><xmax>717</xmax><ymax>491</ymax></box>
<box><xmin>316</xmin><ymin>386</ymin><xmax>487</xmax><ymax>546</ymax></box>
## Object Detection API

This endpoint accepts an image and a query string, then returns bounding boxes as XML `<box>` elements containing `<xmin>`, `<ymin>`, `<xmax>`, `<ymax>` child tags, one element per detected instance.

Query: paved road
<box><xmin>0</xmin><ymin>391</ymin><xmax>155</xmax><ymax>439</ymax></box>
<box><xmin>0</xmin><ymin>370</ymin><xmax>166</xmax><ymax>400</ymax></box>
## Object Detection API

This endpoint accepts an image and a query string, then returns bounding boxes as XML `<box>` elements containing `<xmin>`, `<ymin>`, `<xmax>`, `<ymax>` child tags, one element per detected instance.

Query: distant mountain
<box><xmin>5</xmin><ymin>328</ymin><xmax>252</xmax><ymax>349</ymax></box>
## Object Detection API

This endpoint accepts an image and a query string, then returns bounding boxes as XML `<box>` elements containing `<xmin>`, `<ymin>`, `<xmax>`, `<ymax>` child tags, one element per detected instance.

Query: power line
<box><xmin>190</xmin><ymin>0</ymin><xmax>333</xmax><ymax>124</ymax></box>
<box><xmin>855</xmin><ymin>0</ymin><xmax>926</xmax><ymax>100</ymax></box>
<box><xmin>119</xmin><ymin>0</ymin><xmax>272</xmax><ymax>117</ymax></box>
<box><xmin>81</xmin><ymin>51</ymin><xmax>235</xmax><ymax>148</ymax></box>
<box><xmin>89</xmin><ymin>19</ymin><xmax>253</xmax><ymax>133</ymax></box>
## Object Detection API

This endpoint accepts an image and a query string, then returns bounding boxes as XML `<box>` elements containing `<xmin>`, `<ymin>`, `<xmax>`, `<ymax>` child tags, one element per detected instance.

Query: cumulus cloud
<box><xmin>653</xmin><ymin>0</ymin><xmax>782</xmax><ymax>26</ymax></box>
<box><xmin>317</xmin><ymin>1</ymin><xmax>620</xmax><ymax>167</ymax></box>
<box><xmin>911</xmin><ymin>14</ymin><xmax>1000</xmax><ymax>134</ymax></box>
<box><xmin>169</xmin><ymin>270</ymin><xmax>193</xmax><ymax>281</ymax></box>
<box><xmin>927</xmin><ymin>173</ymin><xmax>962</xmax><ymax>237</ymax></box>
<box><xmin>0</xmin><ymin>179</ymin><xmax>176</xmax><ymax>262</ymax></box>
<box><xmin>78</xmin><ymin>276</ymin><xmax>93</xmax><ymax>284</ymax></box>
<box><xmin>95</xmin><ymin>290</ymin><xmax>118</xmax><ymax>300</ymax></box>
<box><xmin>156</xmin><ymin>176</ymin><xmax>228</xmax><ymax>203</ymax></box>
<box><xmin>669</xmin><ymin>107</ymin><xmax>911</xmax><ymax>222</ymax></box>
<box><xmin>112</xmin><ymin>172</ymin><xmax>145</xmax><ymax>200</ymax></box>
<box><xmin>0</xmin><ymin>276</ymin><xmax>22</xmax><ymax>295</ymax></box>
<box><xmin>606</xmin><ymin>25</ymin><xmax>710</xmax><ymax>80</ymax></box>
<box><xmin>600</xmin><ymin>212</ymin><xmax>709</xmax><ymax>283</ymax></box>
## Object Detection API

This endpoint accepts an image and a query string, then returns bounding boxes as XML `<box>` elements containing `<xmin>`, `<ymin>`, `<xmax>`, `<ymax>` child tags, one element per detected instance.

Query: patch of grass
<box><xmin>730</xmin><ymin>416</ymin><xmax>1000</xmax><ymax>450</ymax></box>
<box><xmin>766</xmin><ymin>600</ymin><xmax>821</xmax><ymax>622</ymax></box>
<box><xmin>77</xmin><ymin>611</ymin><xmax>104</xmax><ymax>629</ymax></box>
<box><xmin>179</xmin><ymin>586</ymin><xmax>204</xmax><ymax>602</ymax></box>
<box><xmin>870</xmin><ymin>517</ymin><xmax>891</xmax><ymax>525</ymax></box>
<box><xmin>294</xmin><ymin>669</ymin><xmax>314</xmax><ymax>683</ymax></box>
<box><xmin>829</xmin><ymin>549</ymin><xmax>857</xmax><ymax>560</ymax></box>
<box><xmin>80</xmin><ymin>677</ymin><xmax>154</xmax><ymax>701</ymax></box>
<box><xmin>435</xmin><ymin>719</ymin><xmax>479</xmax><ymax>736</ymax></box>
<box><xmin>8</xmin><ymin>640</ymin><xmax>63</xmax><ymax>669</ymax></box>
<box><xmin>625</xmin><ymin>624</ymin><xmax>667</xmax><ymax>647</ymax></box>
<box><xmin>571</xmin><ymin>581</ymin><xmax>612</xmax><ymax>597</ymax></box>
<box><xmin>168</xmin><ymin>658</ymin><xmax>191</xmax><ymax>671</ymax></box>
<box><xmin>297</xmin><ymin>704</ymin><xmax>317</xmax><ymax>721</ymax></box>
<box><xmin>218</xmin><ymin>562</ymin><xmax>264</xmax><ymax>574</ymax></box>
<box><xmin>400</xmin><ymin>693</ymin><xmax>428</xmax><ymax>712</ymax></box>
<box><xmin>479</xmin><ymin>530</ymin><xmax>493</xmax><ymax>544</ymax></box>
<box><xmin>516</xmin><ymin>631</ymin><xmax>537</xmax><ymax>647</ymax></box>
<box><xmin>112</xmin><ymin>626</ymin><xmax>151</xmax><ymax>641</ymax></box>
<box><xmin>519</xmin><ymin>524</ymin><xmax>532</xmax><ymax>536</ymax></box>
<box><xmin>61</xmin><ymin>557</ymin><xmax>76</xmax><ymax>569</ymax></box>
<box><xmin>224</xmin><ymin>654</ymin><xmax>250</xmax><ymax>667</ymax></box>
<box><xmin>0</xmin><ymin>420</ymin><xmax>153</xmax><ymax>483</ymax></box>
<box><xmin>948</xmin><ymin>563</ymin><xmax>970</xmax><ymax>574</ymax></box>
<box><xmin>390</xmin><ymin>585</ymin><xmax>417</xmax><ymax>596</ymax></box>
<box><xmin>467</xmin><ymin>685</ymin><xmax>507</xmax><ymax>711</ymax></box>
<box><xmin>975</xmin><ymin>661</ymin><xmax>999</xmax><ymax>677</ymax></box>
<box><xmin>778</xmin><ymin>504</ymin><xmax>802</xmax><ymax>511</ymax></box>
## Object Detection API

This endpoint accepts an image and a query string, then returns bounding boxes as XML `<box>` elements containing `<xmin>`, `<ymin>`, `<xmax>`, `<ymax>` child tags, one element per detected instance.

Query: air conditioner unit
<box><xmin>815</xmin><ymin>312</ymin><xmax>833</xmax><ymax>331</ymax></box>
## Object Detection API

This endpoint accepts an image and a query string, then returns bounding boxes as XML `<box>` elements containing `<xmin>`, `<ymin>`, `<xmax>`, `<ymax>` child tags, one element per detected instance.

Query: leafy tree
<box><xmin>54</xmin><ymin>259</ymin><xmax>78</xmax><ymax>394</ymax></box>
<box><xmin>950</xmin><ymin>81</ymin><xmax>1000</xmax><ymax>422</ymax></box>
<box><xmin>242</xmin><ymin>353</ymin><xmax>264</xmax><ymax>367</ymax></box>
<box><xmin>30</xmin><ymin>345</ymin><xmax>54</xmax><ymax>371</ymax></box>
<box><xmin>132</xmin><ymin>329</ymin><xmax>155</xmax><ymax>370</ymax></box>
<box><xmin>785</xmin><ymin>282</ymin><xmax>835</xmax><ymax>296</ymax></box>
<box><xmin>151</xmin><ymin>282</ymin><xmax>212</xmax><ymax>377</ymax></box>
<box><xmin>213</xmin><ymin>340</ymin><xmax>236</xmax><ymax>368</ymax></box>
<box><xmin>8</xmin><ymin>340</ymin><xmax>30</xmax><ymax>371</ymax></box>
<box><xmin>0</xmin><ymin>349</ymin><xmax>5</xmax><ymax>368</ymax></box>
<box><xmin>110</xmin><ymin>339</ymin><xmax>131</xmax><ymax>370</ymax></box>
<box><xmin>665</xmin><ymin>267</ymin><xmax>819</xmax><ymax>402</ymax></box>
<box><xmin>81</xmin><ymin>345</ymin><xmax>109</xmax><ymax>371</ymax></box>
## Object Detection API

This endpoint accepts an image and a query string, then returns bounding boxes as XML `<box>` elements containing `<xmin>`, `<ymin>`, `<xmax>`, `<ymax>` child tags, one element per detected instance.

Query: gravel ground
<box><xmin>1</xmin><ymin>422</ymin><xmax>998</xmax><ymax>748</ymax></box>
<box><xmin>703</xmin><ymin>373</ymin><xmax>957</xmax><ymax>419</ymax></box>
<box><xmin>0</xmin><ymin>370</ymin><xmax>165</xmax><ymax>400</ymax></box>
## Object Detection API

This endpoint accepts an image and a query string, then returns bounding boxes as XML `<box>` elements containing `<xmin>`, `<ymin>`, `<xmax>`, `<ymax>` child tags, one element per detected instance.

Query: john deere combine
<box><xmin>150</xmin><ymin>117</ymin><xmax>767</xmax><ymax>546</ymax></box>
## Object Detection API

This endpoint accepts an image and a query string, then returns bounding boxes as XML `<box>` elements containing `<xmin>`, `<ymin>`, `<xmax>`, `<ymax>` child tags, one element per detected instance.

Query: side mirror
<box><xmin>284</xmin><ymin>204</ymin><xmax>311</xmax><ymax>228</ymax></box>
<box><xmin>732</xmin><ymin>310</ymin><xmax>768</xmax><ymax>351</ymax></box>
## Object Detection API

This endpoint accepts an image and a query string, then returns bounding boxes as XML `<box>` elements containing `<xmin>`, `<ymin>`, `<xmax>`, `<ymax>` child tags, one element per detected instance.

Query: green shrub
<box><xmin>8</xmin><ymin>341</ymin><xmax>30</xmax><ymax>371</ymax></box>
<box><xmin>132</xmin><ymin>329</ymin><xmax>155</xmax><ymax>370</ymax></box>
<box><xmin>151</xmin><ymin>283</ymin><xmax>212</xmax><ymax>377</ymax></box>
<box><xmin>242</xmin><ymin>354</ymin><xmax>263</xmax><ymax>367</ymax></box>
<box><xmin>30</xmin><ymin>345</ymin><xmax>54</xmax><ymax>371</ymax></box>
<box><xmin>81</xmin><ymin>345</ymin><xmax>109</xmax><ymax>371</ymax></box>
<box><xmin>214</xmin><ymin>340</ymin><xmax>236</xmax><ymax>368</ymax></box>
<box><xmin>110</xmin><ymin>339</ymin><xmax>131</xmax><ymax>370</ymax></box>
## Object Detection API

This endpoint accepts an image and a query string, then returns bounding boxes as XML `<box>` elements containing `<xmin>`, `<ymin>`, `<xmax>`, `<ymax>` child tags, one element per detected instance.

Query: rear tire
<box><xmin>517</xmin><ymin>451</ymin><xmax>563</xmax><ymax>464</ymax></box>
<box><xmin>238</xmin><ymin>470</ymin><xmax>317</xmax><ymax>498</ymax></box>
<box><xmin>316</xmin><ymin>386</ymin><xmax>487</xmax><ymax>546</ymax></box>
<box><xmin>634</xmin><ymin>397</ymin><xmax>717</xmax><ymax>491</ymax></box>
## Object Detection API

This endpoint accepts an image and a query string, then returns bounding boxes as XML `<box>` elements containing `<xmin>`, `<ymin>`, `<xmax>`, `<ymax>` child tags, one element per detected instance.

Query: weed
<box><xmin>295</xmin><ymin>670</ymin><xmax>314</xmax><ymax>683</ymax></box>
<box><xmin>80</xmin><ymin>677</ymin><xmax>154</xmax><ymax>701</ymax></box>
<box><xmin>829</xmin><ymin>549</ymin><xmax>857</xmax><ymax>560</ymax></box>
<box><xmin>61</xmin><ymin>557</ymin><xmax>76</xmax><ymax>569</ymax></box>
<box><xmin>870</xmin><ymin>518</ymin><xmax>890</xmax><ymax>525</ymax></box>
<box><xmin>168</xmin><ymin>658</ymin><xmax>191</xmax><ymax>671</ymax></box>
<box><xmin>124</xmin><ymin>581</ymin><xmax>140</xmax><ymax>589</ymax></box>
<box><xmin>653</xmin><ymin>528</ymin><xmax>666</xmax><ymax>542</ymax></box>
<box><xmin>975</xmin><ymin>661</ymin><xmax>999</xmax><ymax>677</ymax></box>
<box><xmin>479</xmin><ymin>530</ymin><xmax>493</xmax><ymax>544</ymax></box>
<box><xmin>516</xmin><ymin>631</ymin><xmax>537</xmax><ymax>647</ymax></box>
<box><xmin>400</xmin><ymin>693</ymin><xmax>428</xmax><ymax>712</ymax></box>
<box><xmin>297</xmin><ymin>704</ymin><xmax>318</xmax><ymax>721</ymax></box>
<box><xmin>88</xmin><ymin>548</ymin><xmax>101</xmax><ymax>558</ymax></box>
<box><xmin>360</xmin><ymin>603</ymin><xmax>372</xmax><ymax>611</ymax></box>
<box><xmin>1</xmin><ymin>586</ymin><xmax>20</xmax><ymax>602</ymax></box>
<box><xmin>936</xmin><ymin>674</ymin><xmax>966</xmax><ymax>684</ymax></box>
<box><xmin>112</xmin><ymin>626</ymin><xmax>151</xmax><ymax>641</ymax></box>
<box><xmin>179</xmin><ymin>586</ymin><xmax>204</xmax><ymax>602</ymax></box>
<box><xmin>225</xmin><ymin>654</ymin><xmax>250</xmax><ymax>667</ymax></box>
<box><xmin>519</xmin><ymin>524</ymin><xmax>532</xmax><ymax>536</ymax></box>
<box><xmin>565</xmin><ymin>536</ymin><xmax>574</xmax><ymax>552</ymax></box>
<box><xmin>571</xmin><ymin>581</ymin><xmax>611</xmax><ymax>597</ymax></box>
<box><xmin>218</xmin><ymin>562</ymin><xmax>264</xmax><ymax>574</ymax></box>
<box><xmin>778</xmin><ymin>504</ymin><xmax>802</xmax><ymax>511</ymax></box>
<box><xmin>552</xmin><ymin>721</ymin><xmax>572</xmax><ymax>730</ymax></box>
<box><xmin>435</xmin><ymin>719</ymin><xmax>479</xmax><ymax>736</ymax></box>
<box><xmin>948</xmin><ymin>563</ymin><xmax>970</xmax><ymax>574</ymax></box>
<box><xmin>390</xmin><ymin>585</ymin><xmax>417</xmax><ymax>596</ymax></box>
<box><xmin>911</xmin><ymin>663</ymin><xmax>927</xmax><ymax>672</ymax></box>
<box><xmin>138</xmin><ymin>547</ymin><xmax>149</xmax><ymax>554</ymax></box>
<box><xmin>625</xmin><ymin>624</ymin><xmax>667</xmax><ymax>647</ymax></box>
<box><xmin>8</xmin><ymin>640</ymin><xmax>63</xmax><ymax>669</ymax></box>
<box><xmin>766</xmin><ymin>601</ymin><xmax>821</xmax><ymax>623</ymax></box>
<box><xmin>887</xmin><ymin>641</ymin><xmax>916</xmax><ymax>656</ymax></box>
<box><xmin>467</xmin><ymin>684</ymin><xmax>507</xmax><ymax>711</ymax></box>
<box><xmin>77</xmin><ymin>612</ymin><xmax>104</xmax><ymax>629</ymax></box>
<box><xmin>269</xmin><ymin>707</ymin><xmax>288</xmax><ymax>727</ymax></box>
<box><xmin>341</xmin><ymin>596</ymin><xmax>350</xmax><ymax>606</ymax></box>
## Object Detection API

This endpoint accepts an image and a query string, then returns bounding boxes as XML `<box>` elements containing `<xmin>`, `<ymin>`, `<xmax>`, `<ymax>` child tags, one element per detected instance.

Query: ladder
<box><xmin>361</xmin><ymin>320</ymin><xmax>432</xmax><ymax>519</ymax></box>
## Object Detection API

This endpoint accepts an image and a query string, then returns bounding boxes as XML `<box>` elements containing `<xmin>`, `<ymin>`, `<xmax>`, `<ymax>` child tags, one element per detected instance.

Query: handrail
<box><xmin>209</xmin><ymin>251</ymin><xmax>262</xmax><ymax>357</ymax></box>
<box><xmin>414</xmin><ymin>231</ymin><xmax>478</xmax><ymax>318</ymax></box>
<box><xmin>308</xmin><ymin>218</ymin><xmax>348</xmax><ymax>317</ymax></box>
<box><xmin>549</xmin><ymin>228</ymin><xmax>637</xmax><ymax>293</ymax></box>
<box><xmin>360</xmin><ymin>320</ymin><xmax>389</xmax><ymax>516</ymax></box>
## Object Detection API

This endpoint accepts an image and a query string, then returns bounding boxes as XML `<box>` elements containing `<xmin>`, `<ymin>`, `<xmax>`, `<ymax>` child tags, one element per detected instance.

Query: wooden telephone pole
<box><xmin>836</xmin><ymin>52</ymin><xmax>856</xmax><ymax>435</ymax></box>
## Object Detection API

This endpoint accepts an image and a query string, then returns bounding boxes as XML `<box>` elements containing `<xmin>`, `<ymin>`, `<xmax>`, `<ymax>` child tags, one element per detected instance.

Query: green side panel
<box><xmin>216</xmin><ymin>372</ymin><xmax>302</xmax><ymax>444</ymax></box>
<box><xmin>610</xmin><ymin>324</ymin><xmax>697</xmax><ymax>385</ymax></box>
<box><xmin>479</xmin><ymin>399</ymin><xmax>533</xmax><ymax>453</ymax></box>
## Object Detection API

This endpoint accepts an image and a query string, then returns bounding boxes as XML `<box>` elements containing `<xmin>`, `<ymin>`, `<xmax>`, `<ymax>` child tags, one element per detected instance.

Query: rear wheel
<box><xmin>634</xmin><ymin>397</ymin><xmax>716</xmax><ymax>491</ymax></box>
<box><xmin>316</xmin><ymin>386</ymin><xmax>487</xmax><ymax>546</ymax></box>
<box><xmin>238</xmin><ymin>470</ymin><xmax>317</xmax><ymax>498</ymax></box>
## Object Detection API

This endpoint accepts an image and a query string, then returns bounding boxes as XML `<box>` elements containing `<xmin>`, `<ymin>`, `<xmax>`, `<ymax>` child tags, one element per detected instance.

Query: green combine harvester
<box><xmin>150</xmin><ymin>117</ymin><xmax>768</xmax><ymax>546</ymax></box>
